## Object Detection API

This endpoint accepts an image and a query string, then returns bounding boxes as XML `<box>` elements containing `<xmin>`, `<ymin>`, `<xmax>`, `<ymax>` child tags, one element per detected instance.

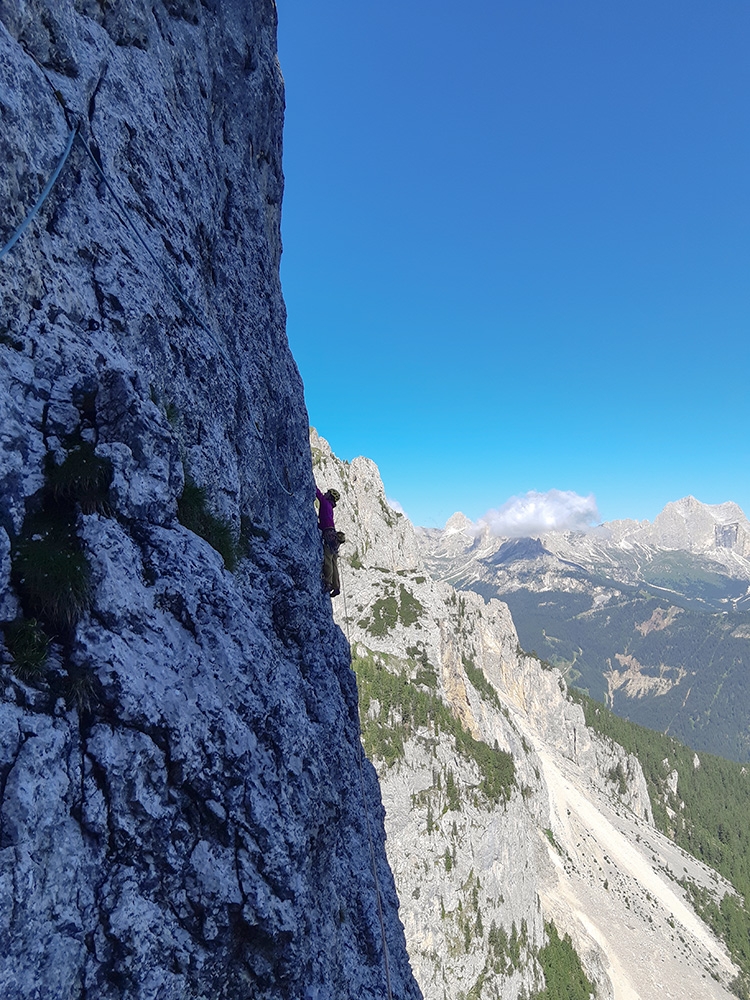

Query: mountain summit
<box><xmin>647</xmin><ymin>497</ymin><xmax>750</xmax><ymax>555</ymax></box>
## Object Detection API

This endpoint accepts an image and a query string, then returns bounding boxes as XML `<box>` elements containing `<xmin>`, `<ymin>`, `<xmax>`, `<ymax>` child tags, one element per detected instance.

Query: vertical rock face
<box><xmin>0</xmin><ymin>5</ymin><xmax>420</xmax><ymax>999</ymax></box>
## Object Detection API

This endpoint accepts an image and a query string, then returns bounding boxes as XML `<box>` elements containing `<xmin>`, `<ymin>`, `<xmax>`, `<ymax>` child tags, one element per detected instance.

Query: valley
<box><xmin>420</xmin><ymin>502</ymin><xmax>750</xmax><ymax>762</ymax></box>
<box><xmin>313</xmin><ymin>430</ymin><xmax>749</xmax><ymax>1000</ymax></box>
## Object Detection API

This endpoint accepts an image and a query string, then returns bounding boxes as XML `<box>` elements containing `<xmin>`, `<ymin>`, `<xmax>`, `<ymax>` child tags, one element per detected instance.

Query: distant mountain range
<box><xmin>419</xmin><ymin>497</ymin><xmax>750</xmax><ymax>762</ymax></box>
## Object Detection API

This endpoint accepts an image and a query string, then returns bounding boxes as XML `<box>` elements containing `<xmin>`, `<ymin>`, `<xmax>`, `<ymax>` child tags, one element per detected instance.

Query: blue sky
<box><xmin>277</xmin><ymin>1</ymin><xmax>750</xmax><ymax>529</ymax></box>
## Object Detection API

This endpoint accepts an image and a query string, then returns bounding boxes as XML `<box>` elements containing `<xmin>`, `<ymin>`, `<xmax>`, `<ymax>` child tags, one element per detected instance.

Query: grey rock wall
<box><xmin>0</xmin><ymin>4</ymin><xmax>420</xmax><ymax>999</ymax></box>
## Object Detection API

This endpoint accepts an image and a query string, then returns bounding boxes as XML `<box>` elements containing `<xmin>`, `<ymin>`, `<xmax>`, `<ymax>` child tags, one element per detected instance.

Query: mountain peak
<box><xmin>653</xmin><ymin>497</ymin><xmax>750</xmax><ymax>553</ymax></box>
<box><xmin>443</xmin><ymin>511</ymin><xmax>475</xmax><ymax>535</ymax></box>
<box><xmin>660</xmin><ymin>495</ymin><xmax>747</xmax><ymax>521</ymax></box>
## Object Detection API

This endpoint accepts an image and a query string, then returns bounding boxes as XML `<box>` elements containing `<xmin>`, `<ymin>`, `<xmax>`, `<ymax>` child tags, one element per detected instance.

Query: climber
<box><xmin>315</xmin><ymin>486</ymin><xmax>342</xmax><ymax>596</ymax></box>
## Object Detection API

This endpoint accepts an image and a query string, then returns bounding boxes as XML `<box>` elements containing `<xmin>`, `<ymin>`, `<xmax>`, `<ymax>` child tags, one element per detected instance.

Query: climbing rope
<box><xmin>254</xmin><ymin>421</ymin><xmax>294</xmax><ymax>497</ymax></box>
<box><xmin>339</xmin><ymin>562</ymin><xmax>395</xmax><ymax>1000</ymax></box>
<box><xmin>75</xmin><ymin>132</ymin><xmax>296</xmax><ymax>498</ymax></box>
<box><xmin>1</xmin><ymin>109</ymin><xmax>295</xmax><ymax>497</ymax></box>
<box><xmin>74</xmin><ymin>134</ymin><xmax>237</xmax><ymax>370</ymax></box>
<box><xmin>356</xmin><ymin>747</ymin><xmax>395</xmax><ymax>1000</ymax></box>
<box><xmin>340</xmin><ymin>557</ymin><xmax>351</xmax><ymax>645</ymax></box>
<box><xmin>0</xmin><ymin>127</ymin><xmax>77</xmax><ymax>261</ymax></box>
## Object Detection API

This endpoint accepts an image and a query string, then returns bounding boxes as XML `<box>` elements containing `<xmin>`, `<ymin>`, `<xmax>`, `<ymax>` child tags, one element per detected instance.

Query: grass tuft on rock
<box><xmin>178</xmin><ymin>472</ymin><xmax>238</xmax><ymax>571</ymax></box>
<box><xmin>12</xmin><ymin>512</ymin><xmax>92</xmax><ymax>627</ymax></box>
<box><xmin>4</xmin><ymin>618</ymin><xmax>51</xmax><ymax>680</ymax></box>
<box><xmin>65</xmin><ymin>664</ymin><xmax>98</xmax><ymax>712</ymax></box>
<box><xmin>45</xmin><ymin>442</ymin><xmax>112</xmax><ymax>514</ymax></box>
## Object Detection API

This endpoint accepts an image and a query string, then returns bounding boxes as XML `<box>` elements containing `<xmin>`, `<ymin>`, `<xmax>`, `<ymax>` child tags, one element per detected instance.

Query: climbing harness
<box><xmin>0</xmin><ymin>127</ymin><xmax>78</xmax><ymax>261</ymax></box>
<box><xmin>339</xmin><ymin>563</ymin><xmax>395</xmax><ymax>1000</ymax></box>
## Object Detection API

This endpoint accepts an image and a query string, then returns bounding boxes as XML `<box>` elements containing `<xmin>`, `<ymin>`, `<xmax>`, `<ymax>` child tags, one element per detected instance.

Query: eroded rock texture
<box><xmin>0</xmin><ymin>4</ymin><xmax>420</xmax><ymax>998</ymax></box>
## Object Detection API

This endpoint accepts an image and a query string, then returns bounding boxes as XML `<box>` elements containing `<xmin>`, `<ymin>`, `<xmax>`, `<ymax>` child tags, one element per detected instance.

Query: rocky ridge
<box><xmin>420</xmin><ymin>501</ymin><xmax>750</xmax><ymax>762</ymax></box>
<box><xmin>312</xmin><ymin>429</ymin><xmax>740</xmax><ymax>1000</ymax></box>
<box><xmin>422</xmin><ymin>498</ymin><xmax>750</xmax><ymax>600</ymax></box>
<box><xmin>0</xmin><ymin>6</ymin><xmax>419</xmax><ymax>999</ymax></box>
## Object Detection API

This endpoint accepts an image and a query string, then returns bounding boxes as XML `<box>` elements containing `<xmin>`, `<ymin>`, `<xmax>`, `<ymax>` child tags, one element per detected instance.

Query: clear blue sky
<box><xmin>277</xmin><ymin>1</ymin><xmax>750</xmax><ymax>529</ymax></box>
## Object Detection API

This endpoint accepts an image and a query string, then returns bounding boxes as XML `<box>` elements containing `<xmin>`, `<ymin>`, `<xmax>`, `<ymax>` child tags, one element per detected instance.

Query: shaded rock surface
<box><xmin>0</xmin><ymin>6</ymin><xmax>419</xmax><ymax>999</ymax></box>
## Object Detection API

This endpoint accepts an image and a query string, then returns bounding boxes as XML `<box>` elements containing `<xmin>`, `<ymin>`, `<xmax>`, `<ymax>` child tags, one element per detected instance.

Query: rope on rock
<box><xmin>356</xmin><ymin>748</ymin><xmax>395</xmax><ymax>1000</ymax></box>
<box><xmin>75</xmin><ymin>133</ymin><xmax>296</xmax><ymax>498</ymax></box>
<box><xmin>254</xmin><ymin>421</ymin><xmax>294</xmax><ymax>498</ymax></box>
<box><xmin>339</xmin><ymin>564</ymin><xmax>395</xmax><ymax>1000</ymax></box>
<box><xmin>1</xmin><ymin>108</ymin><xmax>296</xmax><ymax>498</ymax></box>
<box><xmin>340</xmin><ymin>557</ymin><xmax>352</xmax><ymax>646</ymax></box>
<box><xmin>74</xmin><ymin>134</ymin><xmax>236</xmax><ymax>370</ymax></box>
<box><xmin>0</xmin><ymin>127</ymin><xmax>78</xmax><ymax>262</ymax></box>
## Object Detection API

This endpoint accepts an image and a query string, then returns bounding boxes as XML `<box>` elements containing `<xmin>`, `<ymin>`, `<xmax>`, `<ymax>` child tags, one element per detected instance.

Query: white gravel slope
<box><xmin>536</xmin><ymin>742</ymin><xmax>738</xmax><ymax>999</ymax></box>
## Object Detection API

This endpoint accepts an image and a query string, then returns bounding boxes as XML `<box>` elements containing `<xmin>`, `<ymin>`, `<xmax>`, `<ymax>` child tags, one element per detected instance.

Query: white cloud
<box><xmin>477</xmin><ymin>489</ymin><xmax>600</xmax><ymax>538</ymax></box>
<box><xmin>387</xmin><ymin>497</ymin><xmax>406</xmax><ymax>516</ymax></box>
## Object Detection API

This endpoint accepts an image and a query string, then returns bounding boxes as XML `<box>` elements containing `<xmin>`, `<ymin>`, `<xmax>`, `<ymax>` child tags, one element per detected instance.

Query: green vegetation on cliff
<box><xmin>531</xmin><ymin>920</ymin><xmax>596</xmax><ymax>1000</ymax></box>
<box><xmin>178</xmin><ymin>472</ymin><xmax>238</xmax><ymax>570</ymax></box>
<box><xmin>460</xmin><ymin>916</ymin><xmax>593</xmax><ymax>1000</ymax></box>
<box><xmin>573</xmin><ymin>689</ymin><xmax>750</xmax><ymax>996</ymax></box>
<box><xmin>358</xmin><ymin>584</ymin><xmax>425</xmax><ymax>637</ymax></box>
<box><xmin>352</xmin><ymin>651</ymin><xmax>516</xmax><ymax>806</ymax></box>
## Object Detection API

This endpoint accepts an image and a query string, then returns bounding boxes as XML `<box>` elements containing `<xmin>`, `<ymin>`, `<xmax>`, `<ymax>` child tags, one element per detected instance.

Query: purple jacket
<box><xmin>316</xmin><ymin>487</ymin><xmax>336</xmax><ymax>530</ymax></box>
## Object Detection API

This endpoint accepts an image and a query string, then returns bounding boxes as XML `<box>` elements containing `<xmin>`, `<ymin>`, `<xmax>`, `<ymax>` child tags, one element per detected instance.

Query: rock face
<box><xmin>0</xmin><ymin>6</ymin><xmax>420</xmax><ymax>999</ymax></box>
<box><xmin>312</xmin><ymin>429</ymin><xmax>739</xmax><ymax>1000</ymax></box>
<box><xmin>636</xmin><ymin>497</ymin><xmax>750</xmax><ymax>557</ymax></box>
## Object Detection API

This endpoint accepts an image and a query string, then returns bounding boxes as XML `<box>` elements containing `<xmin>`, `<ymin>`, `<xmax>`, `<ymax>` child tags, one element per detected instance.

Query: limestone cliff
<box><xmin>0</xmin><ymin>5</ymin><xmax>420</xmax><ymax>999</ymax></box>
<box><xmin>312</xmin><ymin>430</ymin><xmax>740</xmax><ymax>1000</ymax></box>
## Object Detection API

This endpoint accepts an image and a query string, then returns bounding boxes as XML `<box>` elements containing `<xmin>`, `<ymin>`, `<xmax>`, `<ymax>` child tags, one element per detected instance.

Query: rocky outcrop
<box><xmin>312</xmin><ymin>429</ymin><xmax>739</xmax><ymax>1000</ymax></box>
<box><xmin>0</xmin><ymin>6</ymin><xmax>419</xmax><ymax>999</ymax></box>
<box><xmin>647</xmin><ymin>497</ymin><xmax>750</xmax><ymax>556</ymax></box>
